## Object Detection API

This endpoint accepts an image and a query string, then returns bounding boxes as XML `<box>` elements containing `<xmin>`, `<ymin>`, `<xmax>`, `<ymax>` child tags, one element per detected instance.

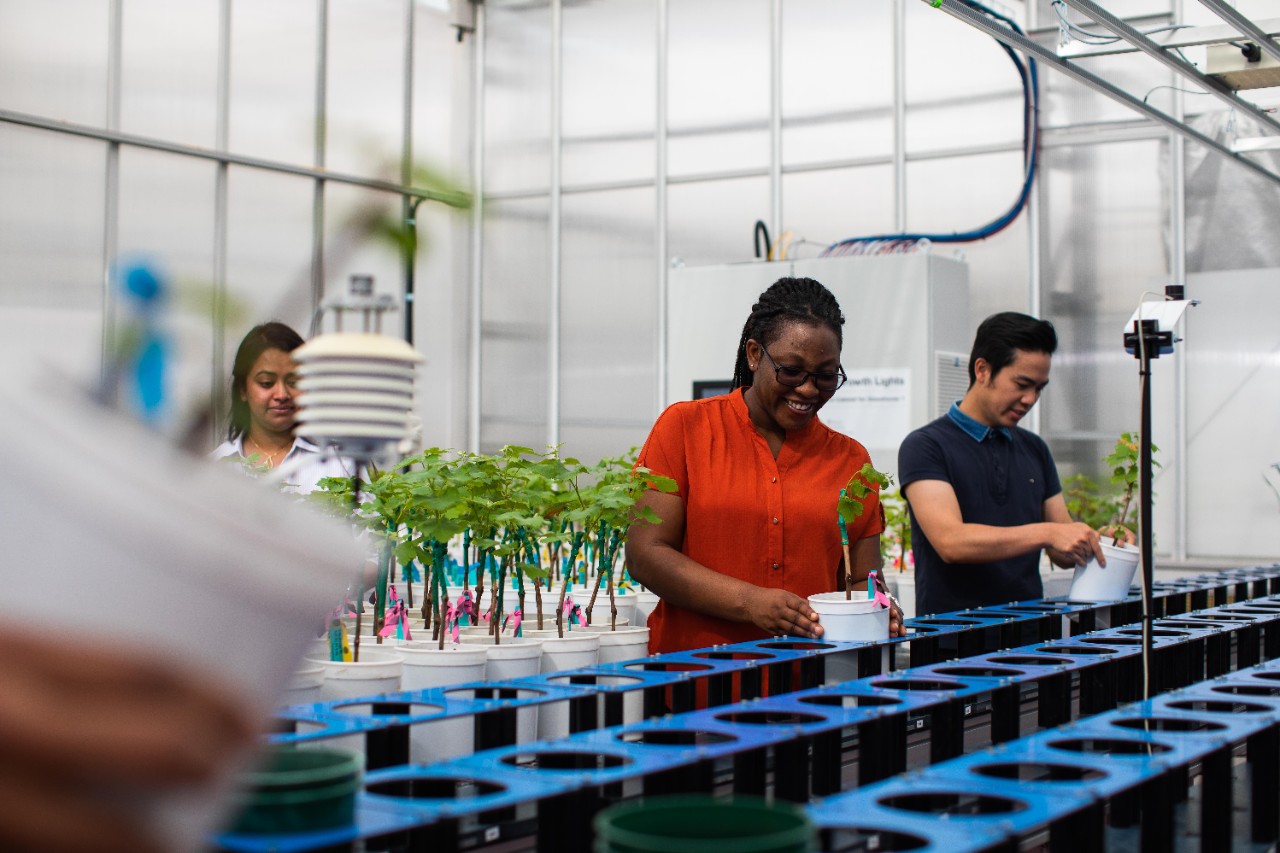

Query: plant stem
<box><xmin>1114</xmin><ymin>485</ymin><xmax>1134</xmax><ymax>547</ymax></box>
<box><xmin>462</xmin><ymin>528</ymin><xmax>471</xmax><ymax>590</ymax></box>
<box><xmin>434</xmin><ymin>541</ymin><xmax>449</xmax><ymax>650</ymax></box>
<box><xmin>556</xmin><ymin>530</ymin><xmax>583</xmax><ymax>639</ymax></box>
<box><xmin>353</xmin><ymin>597</ymin><xmax>363</xmax><ymax>663</ymax></box>
<box><xmin>494</xmin><ymin>552</ymin><xmax>505</xmax><ymax>646</ymax></box>
<box><xmin>843</xmin><ymin>541</ymin><xmax>853</xmax><ymax>601</ymax></box>
<box><xmin>534</xmin><ymin>576</ymin><xmax>545</xmax><ymax>629</ymax></box>
<box><xmin>586</xmin><ymin>522</ymin><xmax>607</xmax><ymax>625</ymax></box>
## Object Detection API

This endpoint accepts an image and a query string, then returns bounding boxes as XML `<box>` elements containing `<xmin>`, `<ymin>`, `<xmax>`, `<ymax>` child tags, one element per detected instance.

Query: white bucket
<box><xmin>581</xmin><ymin>590</ymin><xmax>637</xmax><ymax>626</ymax></box>
<box><xmin>305</xmin><ymin>648</ymin><xmax>406</xmax><ymax>756</ymax></box>
<box><xmin>397</xmin><ymin>642</ymin><xmax>488</xmax><ymax>763</ymax></box>
<box><xmin>632</xmin><ymin>590</ymin><xmax>660</xmax><ymax>627</ymax></box>
<box><xmin>580</xmin><ymin>625</ymin><xmax>651</xmax><ymax>665</ymax></box>
<box><xmin>457</xmin><ymin>635</ymin><xmax>544</xmax><ymax>681</ymax></box>
<box><xmin>305</xmin><ymin>634</ymin><xmax>332</xmax><ymax>660</ymax></box>
<box><xmin>455</xmin><ymin>636</ymin><xmax>544</xmax><ymax>743</ymax></box>
<box><xmin>535</xmin><ymin>634</ymin><xmax>601</xmax><ymax>739</ymax></box>
<box><xmin>280</xmin><ymin>664</ymin><xmax>326</xmax><ymax>707</ymax></box>
<box><xmin>808</xmin><ymin>592</ymin><xmax>890</xmax><ymax>642</ymax></box>
<box><xmin>354</xmin><ymin>634</ymin><xmax>407</xmax><ymax>647</ymax></box>
<box><xmin>391</xmin><ymin>581</ymin><xmax>425</xmax><ymax>608</ymax></box>
<box><xmin>307</xmin><ymin>648</ymin><xmax>405</xmax><ymax>702</ymax></box>
<box><xmin>585</xmin><ymin>611</ymin><xmax>631</xmax><ymax>628</ymax></box>
<box><xmin>459</xmin><ymin>623</ymin><xmax>516</xmax><ymax>641</ymax></box>
<box><xmin>1069</xmin><ymin>541</ymin><xmax>1141</xmax><ymax>600</ymax></box>
<box><xmin>538</xmin><ymin>634</ymin><xmax>600</xmax><ymax>674</ymax></box>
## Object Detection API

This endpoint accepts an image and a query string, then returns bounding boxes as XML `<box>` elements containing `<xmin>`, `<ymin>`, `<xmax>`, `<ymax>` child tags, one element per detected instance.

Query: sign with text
<box><xmin>820</xmin><ymin>368</ymin><xmax>912</xmax><ymax>450</ymax></box>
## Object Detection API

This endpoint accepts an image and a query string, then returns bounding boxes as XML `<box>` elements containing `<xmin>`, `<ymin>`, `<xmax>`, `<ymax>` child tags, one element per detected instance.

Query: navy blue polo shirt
<box><xmin>898</xmin><ymin>403</ymin><xmax>1061</xmax><ymax>615</ymax></box>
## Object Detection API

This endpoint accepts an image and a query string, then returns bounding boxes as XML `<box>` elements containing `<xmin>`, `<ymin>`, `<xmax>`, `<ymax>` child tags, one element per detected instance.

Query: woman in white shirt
<box><xmin>212</xmin><ymin>322</ymin><xmax>355</xmax><ymax>493</ymax></box>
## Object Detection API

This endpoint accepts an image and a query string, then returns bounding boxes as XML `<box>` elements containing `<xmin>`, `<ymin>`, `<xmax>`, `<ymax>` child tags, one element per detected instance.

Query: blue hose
<box><xmin>823</xmin><ymin>0</ymin><xmax>1039</xmax><ymax>253</ymax></box>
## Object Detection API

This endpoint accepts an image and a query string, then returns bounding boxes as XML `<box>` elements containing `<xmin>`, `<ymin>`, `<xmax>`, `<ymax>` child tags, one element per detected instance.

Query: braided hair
<box><xmin>730</xmin><ymin>277</ymin><xmax>845</xmax><ymax>390</ymax></box>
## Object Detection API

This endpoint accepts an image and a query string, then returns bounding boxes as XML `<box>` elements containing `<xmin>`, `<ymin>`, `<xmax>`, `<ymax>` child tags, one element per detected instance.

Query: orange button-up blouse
<box><xmin>636</xmin><ymin>389</ymin><xmax>884</xmax><ymax>654</ymax></box>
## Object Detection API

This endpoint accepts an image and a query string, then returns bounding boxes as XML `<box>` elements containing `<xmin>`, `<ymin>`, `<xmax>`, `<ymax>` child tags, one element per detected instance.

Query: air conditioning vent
<box><xmin>936</xmin><ymin>351</ymin><xmax>969</xmax><ymax>418</ymax></box>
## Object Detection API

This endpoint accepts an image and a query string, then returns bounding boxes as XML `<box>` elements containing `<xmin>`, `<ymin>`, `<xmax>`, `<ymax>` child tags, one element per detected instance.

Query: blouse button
<box><xmin>772</xmin><ymin>517</ymin><xmax>779</xmax><ymax>525</ymax></box>
<box><xmin>771</xmin><ymin>477</ymin><xmax>777</xmax><ymax>483</ymax></box>
<box><xmin>772</xmin><ymin>562</ymin><xmax>780</xmax><ymax>570</ymax></box>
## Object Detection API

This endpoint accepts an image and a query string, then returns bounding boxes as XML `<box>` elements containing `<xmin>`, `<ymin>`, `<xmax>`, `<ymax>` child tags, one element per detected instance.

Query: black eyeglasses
<box><xmin>758</xmin><ymin>346</ymin><xmax>847</xmax><ymax>391</ymax></box>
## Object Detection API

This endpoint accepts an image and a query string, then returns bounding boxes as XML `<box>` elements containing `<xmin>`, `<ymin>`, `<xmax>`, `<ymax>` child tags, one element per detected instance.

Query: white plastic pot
<box><xmin>535</xmin><ymin>634</ymin><xmax>601</xmax><ymax>739</ymax></box>
<box><xmin>808</xmin><ymin>592</ymin><xmax>890</xmax><ymax>642</ymax></box>
<box><xmin>396</xmin><ymin>642</ymin><xmax>488</xmax><ymax>763</ymax></box>
<box><xmin>455</xmin><ymin>636</ymin><xmax>544</xmax><ymax>743</ymax></box>
<box><xmin>397</xmin><ymin>642</ymin><xmax>488</xmax><ymax>690</ymax></box>
<box><xmin>280</xmin><ymin>664</ymin><xmax>326</xmax><ymax>707</ymax></box>
<box><xmin>581</xmin><ymin>590</ymin><xmax>638</xmax><ymax>627</ymax></box>
<box><xmin>457</xmin><ymin>635</ymin><xmax>544</xmax><ymax>681</ymax></box>
<box><xmin>580</xmin><ymin>625</ymin><xmax>651</xmax><ymax>665</ymax></box>
<box><xmin>632</xmin><ymin>590</ymin><xmax>660</xmax><ymax>627</ymax></box>
<box><xmin>538</xmin><ymin>633</ymin><xmax>600</xmax><ymax>674</ymax></box>
<box><xmin>1069</xmin><ymin>541</ymin><xmax>1141</xmax><ymax>600</ymax></box>
<box><xmin>307</xmin><ymin>648</ymin><xmax>405</xmax><ymax>702</ymax></box>
<box><xmin>585</xmin><ymin>611</ymin><xmax>632</xmax><ymax>628</ymax></box>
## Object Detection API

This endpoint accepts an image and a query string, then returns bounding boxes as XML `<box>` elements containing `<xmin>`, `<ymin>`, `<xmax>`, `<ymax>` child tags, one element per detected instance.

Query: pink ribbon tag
<box><xmin>397</xmin><ymin>602</ymin><xmax>411</xmax><ymax>640</ymax></box>
<box><xmin>562</xmin><ymin>595</ymin><xmax>582</xmax><ymax>629</ymax></box>
<box><xmin>443</xmin><ymin>599</ymin><xmax>460</xmax><ymax>644</ymax></box>
<box><xmin>504</xmin><ymin>608</ymin><xmax>523</xmax><ymax>636</ymax></box>
<box><xmin>873</xmin><ymin>587</ymin><xmax>892</xmax><ymax>610</ymax></box>
<box><xmin>378</xmin><ymin>602</ymin><xmax>402</xmax><ymax>639</ymax></box>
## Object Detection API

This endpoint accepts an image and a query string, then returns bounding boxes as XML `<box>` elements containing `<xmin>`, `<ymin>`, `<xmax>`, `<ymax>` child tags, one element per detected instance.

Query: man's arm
<box><xmin>905</xmin><ymin>479</ymin><xmax>1102</xmax><ymax>567</ymax></box>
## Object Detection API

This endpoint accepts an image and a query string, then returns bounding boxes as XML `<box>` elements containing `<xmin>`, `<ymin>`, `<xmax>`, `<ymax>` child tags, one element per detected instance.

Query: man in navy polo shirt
<box><xmin>898</xmin><ymin>312</ymin><xmax>1107</xmax><ymax>615</ymax></box>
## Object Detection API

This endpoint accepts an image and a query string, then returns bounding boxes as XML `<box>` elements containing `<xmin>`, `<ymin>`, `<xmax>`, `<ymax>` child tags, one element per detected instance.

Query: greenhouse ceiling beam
<box><xmin>1056</xmin><ymin>0</ymin><xmax>1280</xmax><ymax>137</ymax></box>
<box><xmin>1196</xmin><ymin>1</ymin><xmax>1280</xmax><ymax>64</ymax></box>
<box><xmin>1044</xmin><ymin>16</ymin><xmax>1280</xmax><ymax>58</ymax></box>
<box><xmin>0</xmin><ymin>108</ymin><xmax>467</xmax><ymax>207</ymax></box>
<box><xmin>921</xmin><ymin>0</ymin><xmax>1280</xmax><ymax>187</ymax></box>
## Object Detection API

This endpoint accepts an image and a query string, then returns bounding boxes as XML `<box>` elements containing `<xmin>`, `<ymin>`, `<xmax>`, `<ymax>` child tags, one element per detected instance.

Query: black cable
<box><xmin>753</xmin><ymin>219</ymin><xmax>772</xmax><ymax>260</ymax></box>
<box><xmin>825</xmin><ymin>0</ymin><xmax>1038</xmax><ymax>253</ymax></box>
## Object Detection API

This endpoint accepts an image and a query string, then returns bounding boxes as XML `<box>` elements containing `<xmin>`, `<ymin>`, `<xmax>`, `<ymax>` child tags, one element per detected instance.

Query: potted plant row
<box><xmin>310</xmin><ymin>446</ymin><xmax>674</xmax><ymax>666</ymax></box>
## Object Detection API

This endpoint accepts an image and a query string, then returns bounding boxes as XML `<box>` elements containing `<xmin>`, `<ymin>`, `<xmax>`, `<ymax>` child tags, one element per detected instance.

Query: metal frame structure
<box><xmin>927</xmin><ymin>0</ymin><xmax>1280</xmax><ymax>187</ymax></box>
<box><xmin>0</xmin><ymin>0</ymin><xmax>455</xmax><ymax>447</ymax></box>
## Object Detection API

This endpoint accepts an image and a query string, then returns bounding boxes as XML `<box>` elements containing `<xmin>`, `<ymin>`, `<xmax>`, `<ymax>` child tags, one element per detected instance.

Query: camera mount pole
<box><xmin>1123</xmin><ymin>288</ymin><xmax>1178</xmax><ymax>700</ymax></box>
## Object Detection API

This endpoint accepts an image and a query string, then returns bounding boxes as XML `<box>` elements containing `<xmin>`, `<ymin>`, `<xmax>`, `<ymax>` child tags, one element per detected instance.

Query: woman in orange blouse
<box><xmin>627</xmin><ymin>277</ymin><xmax>903</xmax><ymax>654</ymax></box>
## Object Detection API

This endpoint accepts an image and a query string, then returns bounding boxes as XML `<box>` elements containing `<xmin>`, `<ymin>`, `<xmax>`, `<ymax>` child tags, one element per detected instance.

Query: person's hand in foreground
<box><xmin>0</xmin><ymin>630</ymin><xmax>255</xmax><ymax>853</ymax></box>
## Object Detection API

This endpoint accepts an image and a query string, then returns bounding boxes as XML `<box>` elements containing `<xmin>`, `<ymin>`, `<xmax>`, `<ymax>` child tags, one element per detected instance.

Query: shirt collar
<box><xmin>948</xmin><ymin>401</ymin><xmax>1012</xmax><ymax>443</ymax></box>
<box><xmin>238</xmin><ymin>434</ymin><xmax>310</xmax><ymax>457</ymax></box>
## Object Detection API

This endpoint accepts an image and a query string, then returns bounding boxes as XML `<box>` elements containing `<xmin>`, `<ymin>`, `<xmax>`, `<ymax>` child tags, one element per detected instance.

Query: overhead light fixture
<box><xmin>1206</xmin><ymin>41</ymin><xmax>1280</xmax><ymax>90</ymax></box>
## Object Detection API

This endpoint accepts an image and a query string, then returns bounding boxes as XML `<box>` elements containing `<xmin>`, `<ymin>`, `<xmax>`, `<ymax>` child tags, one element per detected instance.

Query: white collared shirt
<box><xmin>211</xmin><ymin>434</ymin><xmax>359</xmax><ymax>495</ymax></box>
